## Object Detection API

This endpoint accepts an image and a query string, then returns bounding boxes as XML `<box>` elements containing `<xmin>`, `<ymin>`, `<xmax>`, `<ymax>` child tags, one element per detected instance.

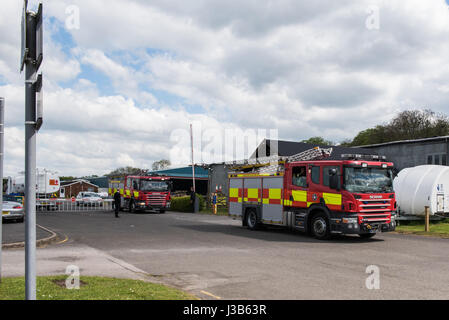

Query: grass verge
<box><xmin>0</xmin><ymin>276</ymin><xmax>197</xmax><ymax>300</ymax></box>
<box><xmin>395</xmin><ymin>218</ymin><xmax>449</xmax><ymax>238</ymax></box>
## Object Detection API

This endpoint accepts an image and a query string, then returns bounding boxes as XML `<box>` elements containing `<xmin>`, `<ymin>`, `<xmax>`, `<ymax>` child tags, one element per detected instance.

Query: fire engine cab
<box><xmin>109</xmin><ymin>175</ymin><xmax>171</xmax><ymax>213</ymax></box>
<box><xmin>228</xmin><ymin>147</ymin><xmax>397</xmax><ymax>239</ymax></box>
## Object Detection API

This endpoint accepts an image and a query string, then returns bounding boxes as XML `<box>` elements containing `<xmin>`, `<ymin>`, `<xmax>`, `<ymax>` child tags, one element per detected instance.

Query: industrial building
<box><xmin>60</xmin><ymin>179</ymin><xmax>99</xmax><ymax>198</ymax></box>
<box><xmin>358</xmin><ymin>135</ymin><xmax>449</xmax><ymax>171</ymax></box>
<box><xmin>149</xmin><ymin>165</ymin><xmax>209</xmax><ymax>195</ymax></box>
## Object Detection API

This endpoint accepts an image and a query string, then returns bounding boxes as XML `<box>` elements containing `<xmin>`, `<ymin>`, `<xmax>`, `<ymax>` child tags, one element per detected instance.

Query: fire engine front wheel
<box><xmin>311</xmin><ymin>213</ymin><xmax>331</xmax><ymax>240</ymax></box>
<box><xmin>129</xmin><ymin>201</ymin><xmax>136</xmax><ymax>213</ymax></box>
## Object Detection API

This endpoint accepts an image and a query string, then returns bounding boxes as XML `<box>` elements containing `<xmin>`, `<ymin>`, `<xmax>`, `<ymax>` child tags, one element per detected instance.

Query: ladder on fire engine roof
<box><xmin>229</xmin><ymin>147</ymin><xmax>333</xmax><ymax>174</ymax></box>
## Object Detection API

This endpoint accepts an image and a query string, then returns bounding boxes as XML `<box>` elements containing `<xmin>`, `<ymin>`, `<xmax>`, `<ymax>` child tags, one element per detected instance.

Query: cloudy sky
<box><xmin>1</xmin><ymin>0</ymin><xmax>449</xmax><ymax>177</ymax></box>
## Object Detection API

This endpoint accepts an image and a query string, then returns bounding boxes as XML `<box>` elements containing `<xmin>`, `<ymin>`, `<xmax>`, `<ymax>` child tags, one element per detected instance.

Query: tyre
<box><xmin>18</xmin><ymin>217</ymin><xmax>24</xmax><ymax>223</ymax></box>
<box><xmin>129</xmin><ymin>200</ymin><xmax>136</xmax><ymax>213</ymax></box>
<box><xmin>159</xmin><ymin>209</ymin><xmax>165</xmax><ymax>214</ymax></box>
<box><xmin>311</xmin><ymin>213</ymin><xmax>331</xmax><ymax>240</ymax></box>
<box><xmin>359</xmin><ymin>233</ymin><xmax>376</xmax><ymax>239</ymax></box>
<box><xmin>246</xmin><ymin>209</ymin><xmax>259</xmax><ymax>230</ymax></box>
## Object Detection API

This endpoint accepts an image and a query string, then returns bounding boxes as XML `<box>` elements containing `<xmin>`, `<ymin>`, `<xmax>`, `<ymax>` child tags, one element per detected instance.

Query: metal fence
<box><xmin>36</xmin><ymin>198</ymin><xmax>115</xmax><ymax>212</ymax></box>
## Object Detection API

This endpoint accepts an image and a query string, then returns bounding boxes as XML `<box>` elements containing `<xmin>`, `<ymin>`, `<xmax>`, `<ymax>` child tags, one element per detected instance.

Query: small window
<box><xmin>292</xmin><ymin>166</ymin><xmax>307</xmax><ymax>188</ymax></box>
<box><xmin>442</xmin><ymin>155</ymin><xmax>447</xmax><ymax>166</ymax></box>
<box><xmin>435</xmin><ymin>155</ymin><xmax>440</xmax><ymax>165</ymax></box>
<box><xmin>126</xmin><ymin>178</ymin><xmax>131</xmax><ymax>188</ymax></box>
<box><xmin>323</xmin><ymin>166</ymin><xmax>340</xmax><ymax>187</ymax></box>
<box><xmin>133</xmin><ymin>179</ymin><xmax>139</xmax><ymax>190</ymax></box>
<box><xmin>428</xmin><ymin>155</ymin><xmax>433</xmax><ymax>165</ymax></box>
<box><xmin>311</xmin><ymin>166</ymin><xmax>320</xmax><ymax>184</ymax></box>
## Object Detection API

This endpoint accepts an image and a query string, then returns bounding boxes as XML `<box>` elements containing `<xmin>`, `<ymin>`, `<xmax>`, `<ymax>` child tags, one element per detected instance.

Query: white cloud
<box><xmin>2</xmin><ymin>0</ymin><xmax>449</xmax><ymax>176</ymax></box>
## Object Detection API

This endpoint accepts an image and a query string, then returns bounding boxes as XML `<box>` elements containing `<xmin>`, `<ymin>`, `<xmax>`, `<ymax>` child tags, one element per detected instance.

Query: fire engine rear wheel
<box><xmin>311</xmin><ymin>213</ymin><xmax>330</xmax><ymax>240</ymax></box>
<box><xmin>359</xmin><ymin>233</ymin><xmax>376</xmax><ymax>239</ymax></box>
<box><xmin>129</xmin><ymin>200</ymin><xmax>136</xmax><ymax>213</ymax></box>
<box><xmin>246</xmin><ymin>209</ymin><xmax>259</xmax><ymax>230</ymax></box>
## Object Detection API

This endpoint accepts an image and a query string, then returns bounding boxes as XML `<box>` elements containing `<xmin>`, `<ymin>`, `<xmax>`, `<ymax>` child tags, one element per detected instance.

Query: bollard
<box><xmin>424</xmin><ymin>206</ymin><xmax>430</xmax><ymax>232</ymax></box>
<box><xmin>213</xmin><ymin>193</ymin><xmax>217</xmax><ymax>215</ymax></box>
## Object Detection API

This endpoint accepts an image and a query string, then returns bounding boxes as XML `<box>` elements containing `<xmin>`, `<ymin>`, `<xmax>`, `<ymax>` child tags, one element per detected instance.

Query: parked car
<box><xmin>76</xmin><ymin>192</ymin><xmax>103</xmax><ymax>206</ymax></box>
<box><xmin>36</xmin><ymin>197</ymin><xmax>60</xmax><ymax>211</ymax></box>
<box><xmin>2</xmin><ymin>195</ymin><xmax>25</xmax><ymax>223</ymax></box>
<box><xmin>97</xmin><ymin>192</ymin><xmax>109</xmax><ymax>199</ymax></box>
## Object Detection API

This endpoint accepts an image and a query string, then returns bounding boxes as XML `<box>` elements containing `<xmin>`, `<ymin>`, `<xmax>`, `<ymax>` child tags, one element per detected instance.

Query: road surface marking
<box><xmin>200</xmin><ymin>290</ymin><xmax>222</xmax><ymax>300</ymax></box>
<box><xmin>55</xmin><ymin>235</ymin><xmax>69</xmax><ymax>245</ymax></box>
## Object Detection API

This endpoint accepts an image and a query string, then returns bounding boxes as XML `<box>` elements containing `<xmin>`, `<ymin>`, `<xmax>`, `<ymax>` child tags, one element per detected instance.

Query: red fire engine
<box><xmin>228</xmin><ymin>147</ymin><xmax>397</xmax><ymax>239</ymax></box>
<box><xmin>109</xmin><ymin>175</ymin><xmax>172</xmax><ymax>213</ymax></box>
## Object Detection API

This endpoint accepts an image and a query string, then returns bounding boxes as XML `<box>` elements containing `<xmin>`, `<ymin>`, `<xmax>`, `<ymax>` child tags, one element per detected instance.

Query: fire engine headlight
<box><xmin>166</xmin><ymin>202</ymin><xmax>171</xmax><ymax>208</ymax></box>
<box><xmin>342</xmin><ymin>218</ymin><xmax>358</xmax><ymax>224</ymax></box>
<box><xmin>139</xmin><ymin>202</ymin><xmax>146</xmax><ymax>206</ymax></box>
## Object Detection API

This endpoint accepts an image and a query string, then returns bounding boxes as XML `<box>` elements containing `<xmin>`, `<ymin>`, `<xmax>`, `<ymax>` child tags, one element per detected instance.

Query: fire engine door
<box><xmin>288</xmin><ymin>165</ymin><xmax>309</xmax><ymax>208</ymax></box>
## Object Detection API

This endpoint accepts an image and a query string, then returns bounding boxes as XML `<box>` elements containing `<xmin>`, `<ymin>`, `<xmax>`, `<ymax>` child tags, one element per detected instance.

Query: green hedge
<box><xmin>170</xmin><ymin>194</ymin><xmax>206</xmax><ymax>212</ymax></box>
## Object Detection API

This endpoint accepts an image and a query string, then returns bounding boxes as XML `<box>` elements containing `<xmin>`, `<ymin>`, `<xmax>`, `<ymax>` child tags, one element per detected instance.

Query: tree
<box><xmin>350</xmin><ymin>125</ymin><xmax>391</xmax><ymax>146</ymax></box>
<box><xmin>106</xmin><ymin>167</ymin><xmax>147</xmax><ymax>177</ymax></box>
<box><xmin>60</xmin><ymin>176</ymin><xmax>77</xmax><ymax>182</ymax></box>
<box><xmin>346</xmin><ymin>109</ymin><xmax>449</xmax><ymax>146</ymax></box>
<box><xmin>152</xmin><ymin>159</ymin><xmax>171</xmax><ymax>171</ymax></box>
<box><xmin>388</xmin><ymin>109</ymin><xmax>449</xmax><ymax>140</ymax></box>
<box><xmin>301</xmin><ymin>137</ymin><xmax>334</xmax><ymax>146</ymax></box>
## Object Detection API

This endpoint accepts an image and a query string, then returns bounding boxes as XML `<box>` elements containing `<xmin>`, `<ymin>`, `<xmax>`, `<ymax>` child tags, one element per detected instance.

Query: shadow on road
<box><xmin>175</xmin><ymin>222</ymin><xmax>384</xmax><ymax>244</ymax></box>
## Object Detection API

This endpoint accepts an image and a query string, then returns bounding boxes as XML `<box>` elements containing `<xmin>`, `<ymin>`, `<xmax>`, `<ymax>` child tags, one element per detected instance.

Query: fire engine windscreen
<box><xmin>344</xmin><ymin>167</ymin><xmax>394</xmax><ymax>193</ymax></box>
<box><xmin>140</xmin><ymin>180</ymin><xmax>169</xmax><ymax>192</ymax></box>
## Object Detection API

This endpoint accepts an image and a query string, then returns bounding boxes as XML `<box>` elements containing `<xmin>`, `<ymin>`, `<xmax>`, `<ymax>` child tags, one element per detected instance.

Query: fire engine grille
<box><xmin>357</xmin><ymin>199</ymin><xmax>391</xmax><ymax>223</ymax></box>
<box><xmin>145</xmin><ymin>194</ymin><xmax>166</xmax><ymax>206</ymax></box>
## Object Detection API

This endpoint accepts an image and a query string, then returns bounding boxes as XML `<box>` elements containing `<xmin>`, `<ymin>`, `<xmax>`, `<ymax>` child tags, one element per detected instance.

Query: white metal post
<box><xmin>0</xmin><ymin>97</ymin><xmax>4</xmax><ymax>282</ymax></box>
<box><xmin>24</xmin><ymin>9</ymin><xmax>37</xmax><ymax>301</ymax></box>
<box><xmin>190</xmin><ymin>124</ymin><xmax>196</xmax><ymax>193</ymax></box>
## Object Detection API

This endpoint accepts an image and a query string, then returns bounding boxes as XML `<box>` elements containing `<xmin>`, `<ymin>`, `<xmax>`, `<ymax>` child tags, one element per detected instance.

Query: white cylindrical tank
<box><xmin>393</xmin><ymin>165</ymin><xmax>449</xmax><ymax>216</ymax></box>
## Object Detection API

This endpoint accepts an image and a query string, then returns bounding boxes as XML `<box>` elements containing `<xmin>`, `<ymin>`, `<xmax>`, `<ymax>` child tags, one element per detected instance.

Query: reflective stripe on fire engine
<box><xmin>262</xmin><ymin>188</ymin><xmax>282</xmax><ymax>205</ymax></box>
<box><xmin>229</xmin><ymin>173</ymin><xmax>284</xmax><ymax>178</ymax></box>
<box><xmin>283</xmin><ymin>191</ymin><xmax>342</xmax><ymax>209</ymax></box>
<box><xmin>292</xmin><ymin>190</ymin><xmax>307</xmax><ymax>203</ymax></box>
<box><xmin>323</xmin><ymin>193</ymin><xmax>342</xmax><ymax>206</ymax></box>
<box><xmin>229</xmin><ymin>188</ymin><xmax>242</xmax><ymax>203</ymax></box>
<box><xmin>229</xmin><ymin>188</ymin><xmax>239</xmax><ymax>198</ymax></box>
<box><xmin>247</xmin><ymin>188</ymin><xmax>259</xmax><ymax>200</ymax></box>
<box><xmin>243</xmin><ymin>188</ymin><xmax>260</xmax><ymax>202</ymax></box>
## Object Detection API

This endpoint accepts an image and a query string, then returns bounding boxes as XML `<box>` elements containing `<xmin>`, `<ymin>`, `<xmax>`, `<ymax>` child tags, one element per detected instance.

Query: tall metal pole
<box><xmin>190</xmin><ymin>124</ymin><xmax>196</xmax><ymax>193</ymax></box>
<box><xmin>0</xmin><ymin>97</ymin><xmax>4</xmax><ymax>283</ymax></box>
<box><xmin>25</xmin><ymin>11</ymin><xmax>37</xmax><ymax>300</ymax></box>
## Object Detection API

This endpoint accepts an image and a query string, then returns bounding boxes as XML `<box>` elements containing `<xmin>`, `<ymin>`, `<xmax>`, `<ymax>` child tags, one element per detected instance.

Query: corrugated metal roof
<box><xmin>60</xmin><ymin>179</ymin><xmax>99</xmax><ymax>188</ymax></box>
<box><xmin>149</xmin><ymin>166</ymin><xmax>209</xmax><ymax>179</ymax></box>
<box><xmin>355</xmin><ymin>135</ymin><xmax>449</xmax><ymax>148</ymax></box>
<box><xmin>252</xmin><ymin>139</ymin><xmax>377</xmax><ymax>160</ymax></box>
<box><xmin>86</xmin><ymin>177</ymin><xmax>109</xmax><ymax>188</ymax></box>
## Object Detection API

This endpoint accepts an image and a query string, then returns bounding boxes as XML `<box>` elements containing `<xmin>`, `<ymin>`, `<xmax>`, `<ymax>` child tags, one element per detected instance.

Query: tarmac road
<box><xmin>14</xmin><ymin>210</ymin><xmax>449</xmax><ymax>299</ymax></box>
<box><xmin>2</xmin><ymin>220</ymin><xmax>51</xmax><ymax>245</ymax></box>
